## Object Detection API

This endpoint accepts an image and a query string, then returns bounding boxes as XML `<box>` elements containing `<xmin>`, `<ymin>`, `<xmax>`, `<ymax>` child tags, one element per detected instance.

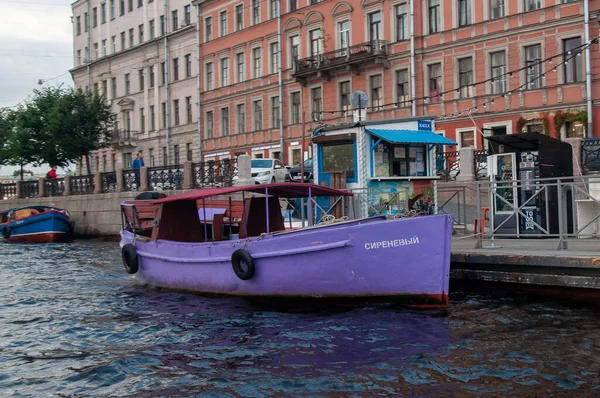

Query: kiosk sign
<box><xmin>418</xmin><ymin>121</ymin><xmax>432</xmax><ymax>131</ymax></box>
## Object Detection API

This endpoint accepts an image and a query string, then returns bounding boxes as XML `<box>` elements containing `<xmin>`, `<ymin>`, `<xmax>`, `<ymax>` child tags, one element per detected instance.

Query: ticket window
<box><xmin>373</xmin><ymin>141</ymin><xmax>427</xmax><ymax>177</ymax></box>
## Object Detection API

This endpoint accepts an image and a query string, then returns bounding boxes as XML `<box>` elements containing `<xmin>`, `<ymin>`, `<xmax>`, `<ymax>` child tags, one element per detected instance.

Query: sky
<box><xmin>0</xmin><ymin>0</ymin><xmax>74</xmax><ymax>176</ymax></box>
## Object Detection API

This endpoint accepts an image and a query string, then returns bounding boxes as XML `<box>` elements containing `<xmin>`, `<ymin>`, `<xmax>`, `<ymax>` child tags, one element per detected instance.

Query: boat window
<box><xmin>252</xmin><ymin>159</ymin><xmax>274</xmax><ymax>168</ymax></box>
<box><xmin>373</xmin><ymin>141</ymin><xmax>427</xmax><ymax>177</ymax></box>
<box><xmin>322</xmin><ymin>143</ymin><xmax>355</xmax><ymax>180</ymax></box>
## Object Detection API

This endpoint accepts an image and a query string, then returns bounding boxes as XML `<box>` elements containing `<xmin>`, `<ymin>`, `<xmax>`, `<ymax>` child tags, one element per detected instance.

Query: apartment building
<box><xmin>71</xmin><ymin>0</ymin><xmax>599</xmax><ymax>171</ymax></box>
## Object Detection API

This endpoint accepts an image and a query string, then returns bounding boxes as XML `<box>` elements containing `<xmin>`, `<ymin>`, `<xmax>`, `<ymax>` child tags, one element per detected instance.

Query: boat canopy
<box><xmin>153</xmin><ymin>182</ymin><xmax>353</xmax><ymax>204</ymax></box>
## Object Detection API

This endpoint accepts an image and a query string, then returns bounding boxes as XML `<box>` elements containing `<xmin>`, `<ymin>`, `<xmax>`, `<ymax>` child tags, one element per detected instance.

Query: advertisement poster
<box><xmin>366</xmin><ymin>180</ymin><xmax>435</xmax><ymax>217</ymax></box>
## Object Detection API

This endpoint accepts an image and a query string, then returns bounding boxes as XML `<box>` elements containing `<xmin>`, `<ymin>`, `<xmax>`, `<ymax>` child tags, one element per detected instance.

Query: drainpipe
<box><xmin>196</xmin><ymin>4</ymin><xmax>202</xmax><ymax>161</ymax></box>
<box><xmin>277</xmin><ymin>0</ymin><xmax>285</xmax><ymax>162</ymax></box>
<box><xmin>164</xmin><ymin>0</ymin><xmax>171</xmax><ymax>164</ymax></box>
<box><xmin>584</xmin><ymin>0</ymin><xmax>593</xmax><ymax>138</ymax></box>
<box><xmin>410</xmin><ymin>0</ymin><xmax>416</xmax><ymax>116</ymax></box>
<box><xmin>86</xmin><ymin>0</ymin><xmax>91</xmax><ymax>91</ymax></box>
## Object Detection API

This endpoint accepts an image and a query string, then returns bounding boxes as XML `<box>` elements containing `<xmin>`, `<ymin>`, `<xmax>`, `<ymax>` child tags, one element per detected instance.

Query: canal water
<box><xmin>1</xmin><ymin>241</ymin><xmax>600</xmax><ymax>397</ymax></box>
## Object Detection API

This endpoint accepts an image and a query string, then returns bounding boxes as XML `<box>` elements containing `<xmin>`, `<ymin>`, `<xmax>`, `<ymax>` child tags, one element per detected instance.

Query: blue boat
<box><xmin>0</xmin><ymin>206</ymin><xmax>74</xmax><ymax>243</ymax></box>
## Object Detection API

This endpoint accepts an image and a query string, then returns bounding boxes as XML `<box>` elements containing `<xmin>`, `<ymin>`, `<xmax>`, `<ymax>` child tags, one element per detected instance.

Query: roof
<box><xmin>153</xmin><ymin>182</ymin><xmax>354</xmax><ymax>204</ymax></box>
<box><xmin>316</xmin><ymin>116</ymin><xmax>436</xmax><ymax>133</ymax></box>
<box><xmin>366</xmin><ymin>128</ymin><xmax>458</xmax><ymax>145</ymax></box>
<box><xmin>484</xmin><ymin>132</ymin><xmax>568</xmax><ymax>151</ymax></box>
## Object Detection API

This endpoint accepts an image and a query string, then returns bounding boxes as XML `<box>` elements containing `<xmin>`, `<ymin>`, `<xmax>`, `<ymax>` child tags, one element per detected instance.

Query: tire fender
<box><xmin>122</xmin><ymin>243</ymin><xmax>139</xmax><ymax>274</ymax></box>
<box><xmin>2</xmin><ymin>226</ymin><xmax>11</xmax><ymax>239</ymax></box>
<box><xmin>231</xmin><ymin>249</ymin><xmax>255</xmax><ymax>280</ymax></box>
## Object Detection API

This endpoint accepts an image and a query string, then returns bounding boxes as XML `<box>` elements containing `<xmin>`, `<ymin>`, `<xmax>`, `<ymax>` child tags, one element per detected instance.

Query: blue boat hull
<box><xmin>1</xmin><ymin>210</ymin><xmax>73</xmax><ymax>243</ymax></box>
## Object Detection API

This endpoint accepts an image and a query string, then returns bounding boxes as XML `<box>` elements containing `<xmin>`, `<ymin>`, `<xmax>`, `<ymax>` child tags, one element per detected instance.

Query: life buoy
<box><xmin>122</xmin><ymin>243</ymin><xmax>139</xmax><ymax>274</ymax></box>
<box><xmin>231</xmin><ymin>249</ymin><xmax>255</xmax><ymax>280</ymax></box>
<box><xmin>2</xmin><ymin>226</ymin><xmax>11</xmax><ymax>239</ymax></box>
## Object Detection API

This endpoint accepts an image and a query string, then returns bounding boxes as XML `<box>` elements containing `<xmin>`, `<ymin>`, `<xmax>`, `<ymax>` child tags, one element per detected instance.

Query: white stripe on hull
<box><xmin>10</xmin><ymin>231</ymin><xmax>66</xmax><ymax>237</ymax></box>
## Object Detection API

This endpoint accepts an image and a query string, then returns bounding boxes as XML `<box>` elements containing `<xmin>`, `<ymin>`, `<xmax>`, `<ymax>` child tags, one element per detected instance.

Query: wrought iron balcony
<box><xmin>293</xmin><ymin>40</ymin><xmax>389</xmax><ymax>85</ymax></box>
<box><xmin>108</xmin><ymin>129</ymin><xmax>139</xmax><ymax>148</ymax></box>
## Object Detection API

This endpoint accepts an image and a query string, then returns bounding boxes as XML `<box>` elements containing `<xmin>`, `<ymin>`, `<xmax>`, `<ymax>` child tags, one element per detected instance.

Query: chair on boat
<box><xmin>121</xmin><ymin>204</ymin><xmax>148</xmax><ymax>235</ymax></box>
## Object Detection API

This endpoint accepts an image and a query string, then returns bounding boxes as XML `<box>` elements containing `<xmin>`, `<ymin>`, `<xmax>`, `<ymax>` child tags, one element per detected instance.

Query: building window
<box><xmin>565</xmin><ymin>121</ymin><xmax>585</xmax><ymax>138</ymax></box>
<box><xmin>162</xmin><ymin>146</ymin><xmax>167</xmax><ymax>166</ymax></box>
<box><xmin>236</xmin><ymin>52</ymin><xmax>245</xmax><ymax>82</ymax></box>
<box><xmin>139</xmin><ymin>24</ymin><xmax>144</xmax><ymax>43</ymax></box>
<box><xmin>76</xmin><ymin>16</ymin><xmax>81</xmax><ymax>35</ymax></box>
<box><xmin>160</xmin><ymin>15</ymin><xmax>166</xmax><ymax>35</ymax></box>
<box><xmin>564</xmin><ymin>37</ymin><xmax>582</xmax><ymax>83</ymax></box>
<box><xmin>253</xmin><ymin>100</ymin><xmax>263</xmax><ymax>130</ymax></box>
<box><xmin>221</xmin><ymin>107</ymin><xmax>230</xmax><ymax>136</ymax></box>
<box><xmin>252</xmin><ymin>0</ymin><xmax>260</xmax><ymax>25</ymax></box>
<box><xmin>206</xmin><ymin>62</ymin><xmax>213</xmax><ymax>90</ymax></box>
<box><xmin>149</xmin><ymin>19</ymin><xmax>155</xmax><ymax>39</ymax></box>
<box><xmin>101</xmin><ymin>3</ymin><xmax>106</xmax><ymax>23</ymax></box>
<box><xmin>172</xmin><ymin>10</ymin><xmax>178</xmax><ymax>31</ymax></box>
<box><xmin>102</xmin><ymin>79</ymin><xmax>108</xmax><ymax>97</ymax></box>
<box><xmin>186</xmin><ymin>96</ymin><xmax>192</xmax><ymax>123</ymax></box>
<box><xmin>428</xmin><ymin>63</ymin><xmax>442</xmax><ymax>101</ymax></box>
<box><xmin>77</xmin><ymin>50</ymin><xmax>82</xmax><ymax>66</ymax></box>
<box><xmin>271</xmin><ymin>96</ymin><xmax>280</xmax><ymax>128</ymax></box>
<box><xmin>290</xmin><ymin>0</ymin><xmax>298</xmax><ymax>11</ymax></box>
<box><xmin>309</xmin><ymin>29</ymin><xmax>322</xmax><ymax>56</ymax></box>
<box><xmin>290</xmin><ymin>35</ymin><xmax>300</xmax><ymax>68</ymax></box>
<box><xmin>459</xmin><ymin>130</ymin><xmax>475</xmax><ymax>148</ymax></box>
<box><xmin>186</xmin><ymin>143</ymin><xmax>192</xmax><ymax>161</ymax></box>
<box><xmin>120</xmin><ymin>31</ymin><xmax>126</xmax><ymax>50</ymax></box>
<box><xmin>150</xmin><ymin>105</ymin><xmax>155</xmax><ymax>130</ymax></box>
<box><xmin>206</xmin><ymin>111</ymin><xmax>215</xmax><ymax>138</ymax></box>
<box><xmin>458</xmin><ymin>57</ymin><xmax>474</xmax><ymax>98</ymax></box>
<box><xmin>161</xmin><ymin>62</ymin><xmax>166</xmax><ymax>85</ymax></box>
<box><xmin>140</xmin><ymin>107</ymin><xmax>145</xmax><ymax>133</ymax></box>
<box><xmin>270</xmin><ymin>42</ymin><xmax>279</xmax><ymax>74</ymax></box>
<box><xmin>370</xmin><ymin>75</ymin><xmax>383</xmax><ymax>110</ymax></box>
<box><xmin>84</xmin><ymin>12</ymin><xmax>88</xmax><ymax>32</ymax></box>
<box><xmin>340</xmin><ymin>81</ymin><xmax>351</xmax><ymax>116</ymax></box>
<box><xmin>149</xmin><ymin>65</ymin><xmax>155</xmax><ymax>88</ymax></box>
<box><xmin>322</xmin><ymin>143</ymin><xmax>355</xmax><ymax>181</ymax></box>
<box><xmin>291</xmin><ymin>92</ymin><xmax>300</xmax><ymax>124</ymax></box>
<box><xmin>270</xmin><ymin>0</ymin><xmax>279</xmax><ymax>19</ymax></box>
<box><xmin>173</xmin><ymin>99</ymin><xmax>180</xmax><ymax>126</ymax></box>
<box><xmin>490</xmin><ymin>51</ymin><xmax>506</xmax><ymax>94</ymax></box>
<box><xmin>311</xmin><ymin>87</ymin><xmax>322</xmax><ymax>121</ymax></box>
<box><xmin>253</xmin><ymin>48</ymin><xmax>262</xmax><ymax>78</ymax></box>
<box><xmin>525</xmin><ymin>44</ymin><xmax>542</xmax><ymax>89</ymax></box>
<box><xmin>125</xmin><ymin>73</ymin><xmax>130</xmax><ymax>94</ymax></box>
<box><xmin>429</xmin><ymin>0</ymin><xmax>440</xmax><ymax>34</ymax></box>
<box><xmin>119</xmin><ymin>0</ymin><xmax>124</xmax><ymax>16</ymax></box>
<box><xmin>524</xmin><ymin>0</ymin><xmax>541</xmax><ymax>12</ymax></box>
<box><xmin>184</xmin><ymin>5</ymin><xmax>191</xmax><ymax>25</ymax></box>
<box><xmin>236</xmin><ymin>4</ymin><xmax>243</xmax><ymax>31</ymax></box>
<box><xmin>221</xmin><ymin>58</ymin><xmax>229</xmax><ymax>86</ymax></box>
<box><xmin>93</xmin><ymin>43</ymin><xmax>98</xmax><ymax>59</ymax></box>
<box><xmin>139</xmin><ymin>69</ymin><xmax>144</xmax><ymax>91</ymax></box>
<box><xmin>138</xmin><ymin>0</ymin><xmax>142</xmax><ymax>8</ymax></box>
<box><xmin>111</xmin><ymin>36</ymin><xmax>116</xmax><ymax>53</ymax></box>
<box><xmin>173</xmin><ymin>145</ymin><xmax>179</xmax><ymax>165</ymax></box>
<box><xmin>173</xmin><ymin>58</ymin><xmax>179</xmax><ymax>81</ymax></box>
<box><xmin>102</xmin><ymin>39</ymin><xmax>107</xmax><ymax>56</ymax></box>
<box><xmin>161</xmin><ymin>102</ymin><xmax>167</xmax><ymax>128</ymax></box>
<box><xmin>110</xmin><ymin>0</ymin><xmax>115</xmax><ymax>19</ymax></box>
<box><xmin>368</xmin><ymin>11</ymin><xmax>382</xmax><ymax>42</ymax></box>
<box><xmin>237</xmin><ymin>104</ymin><xmax>246</xmax><ymax>134</ymax></box>
<box><xmin>128</xmin><ymin>0</ymin><xmax>132</xmax><ymax>12</ymax></box>
<box><xmin>396</xmin><ymin>69</ymin><xmax>409</xmax><ymax>106</ymax></box>
<box><xmin>92</xmin><ymin>7</ymin><xmax>98</xmax><ymax>28</ymax></box>
<box><xmin>458</xmin><ymin>0</ymin><xmax>471</xmax><ymax>27</ymax></box>
<box><xmin>220</xmin><ymin>11</ymin><xmax>228</xmax><ymax>36</ymax></box>
<box><xmin>124</xmin><ymin>111</ymin><xmax>131</xmax><ymax>131</ymax></box>
<box><xmin>129</xmin><ymin>28</ymin><xmax>134</xmax><ymax>47</ymax></box>
<box><xmin>338</xmin><ymin>20</ymin><xmax>350</xmax><ymax>55</ymax></box>
<box><xmin>205</xmin><ymin>17</ymin><xmax>212</xmax><ymax>41</ymax></box>
<box><xmin>489</xmin><ymin>0</ymin><xmax>505</xmax><ymax>19</ymax></box>
<box><xmin>185</xmin><ymin>54</ymin><xmax>192</xmax><ymax>78</ymax></box>
<box><xmin>111</xmin><ymin>77</ymin><xmax>117</xmax><ymax>98</ymax></box>
<box><xmin>148</xmin><ymin>148</ymin><xmax>154</xmax><ymax>167</ymax></box>
<box><xmin>395</xmin><ymin>4</ymin><xmax>407</xmax><ymax>42</ymax></box>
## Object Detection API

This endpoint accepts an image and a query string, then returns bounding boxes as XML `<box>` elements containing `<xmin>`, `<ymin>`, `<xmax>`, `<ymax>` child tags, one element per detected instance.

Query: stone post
<box><xmin>115</xmin><ymin>168</ymin><xmax>124</xmax><ymax>193</ymax></box>
<box><xmin>140</xmin><ymin>166</ymin><xmax>150</xmax><ymax>191</ymax></box>
<box><xmin>456</xmin><ymin>147</ymin><xmax>476</xmax><ymax>181</ymax></box>
<box><xmin>234</xmin><ymin>154</ymin><xmax>254</xmax><ymax>186</ymax></box>
<box><xmin>93</xmin><ymin>171</ymin><xmax>102</xmax><ymax>194</ymax></box>
<box><xmin>16</xmin><ymin>180</ymin><xmax>23</xmax><ymax>199</ymax></box>
<box><xmin>38</xmin><ymin>178</ymin><xmax>46</xmax><ymax>198</ymax></box>
<box><xmin>182</xmin><ymin>161</ymin><xmax>193</xmax><ymax>190</ymax></box>
<box><xmin>564</xmin><ymin>137</ymin><xmax>584</xmax><ymax>177</ymax></box>
<box><xmin>63</xmin><ymin>175</ymin><xmax>71</xmax><ymax>196</ymax></box>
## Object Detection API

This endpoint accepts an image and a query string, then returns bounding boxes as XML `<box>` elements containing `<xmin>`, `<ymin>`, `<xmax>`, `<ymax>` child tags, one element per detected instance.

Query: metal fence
<box><xmin>148</xmin><ymin>165</ymin><xmax>184</xmax><ymax>190</ymax></box>
<box><xmin>582</xmin><ymin>138</ymin><xmax>600</xmax><ymax>174</ymax></box>
<box><xmin>192</xmin><ymin>159</ymin><xmax>238</xmax><ymax>188</ymax></box>
<box><xmin>101</xmin><ymin>172</ymin><xmax>117</xmax><ymax>193</ymax></box>
<box><xmin>0</xmin><ymin>183</ymin><xmax>17</xmax><ymax>200</ymax></box>
<box><xmin>44</xmin><ymin>179</ymin><xmax>65</xmax><ymax>197</ymax></box>
<box><xmin>70</xmin><ymin>175</ymin><xmax>95</xmax><ymax>195</ymax></box>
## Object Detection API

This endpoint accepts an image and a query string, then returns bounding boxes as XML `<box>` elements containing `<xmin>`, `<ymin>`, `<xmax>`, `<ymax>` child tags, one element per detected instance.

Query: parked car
<box><xmin>251</xmin><ymin>158</ymin><xmax>288</xmax><ymax>184</ymax></box>
<box><xmin>285</xmin><ymin>158</ymin><xmax>314</xmax><ymax>183</ymax></box>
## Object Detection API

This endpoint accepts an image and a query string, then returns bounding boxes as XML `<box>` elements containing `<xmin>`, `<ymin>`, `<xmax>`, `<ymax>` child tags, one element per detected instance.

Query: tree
<box><xmin>6</xmin><ymin>86</ymin><xmax>115</xmax><ymax>175</ymax></box>
<box><xmin>0</xmin><ymin>108</ymin><xmax>14</xmax><ymax>166</ymax></box>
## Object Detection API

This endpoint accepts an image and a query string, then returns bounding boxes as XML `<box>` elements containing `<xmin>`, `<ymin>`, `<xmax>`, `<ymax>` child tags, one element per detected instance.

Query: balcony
<box><xmin>293</xmin><ymin>40</ymin><xmax>389</xmax><ymax>86</ymax></box>
<box><xmin>108</xmin><ymin>130</ymin><xmax>140</xmax><ymax>148</ymax></box>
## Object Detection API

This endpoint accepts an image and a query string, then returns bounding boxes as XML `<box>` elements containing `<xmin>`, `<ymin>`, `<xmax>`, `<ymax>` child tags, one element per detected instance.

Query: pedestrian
<box><xmin>131</xmin><ymin>152</ymin><xmax>144</xmax><ymax>189</ymax></box>
<box><xmin>46</xmin><ymin>166</ymin><xmax>58</xmax><ymax>196</ymax></box>
<box><xmin>46</xmin><ymin>166</ymin><xmax>57</xmax><ymax>180</ymax></box>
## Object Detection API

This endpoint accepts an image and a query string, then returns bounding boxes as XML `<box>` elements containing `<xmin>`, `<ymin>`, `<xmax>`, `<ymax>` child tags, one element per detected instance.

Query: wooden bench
<box><xmin>196</xmin><ymin>199</ymin><xmax>245</xmax><ymax>240</ymax></box>
<box><xmin>123</xmin><ymin>200</ymin><xmax>155</xmax><ymax>231</ymax></box>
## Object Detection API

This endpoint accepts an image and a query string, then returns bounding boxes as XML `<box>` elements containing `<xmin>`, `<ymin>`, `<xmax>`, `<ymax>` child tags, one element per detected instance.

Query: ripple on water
<box><xmin>1</xmin><ymin>240</ymin><xmax>600</xmax><ymax>396</ymax></box>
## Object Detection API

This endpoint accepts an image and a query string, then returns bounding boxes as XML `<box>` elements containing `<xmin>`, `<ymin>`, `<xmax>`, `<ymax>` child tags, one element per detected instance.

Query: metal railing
<box><xmin>148</xmin><ymin>165</ymin><xmax>184</xmax><ymax>190</ymax></box>
<box><xmin>437</xmin><ymin>186</ymin><xmax>468</xmax><ymax>235</ymax></box>
<box><xmin>474</xmin><ymin>150</ymin><xmax>488</xmax><ymax>180</ymax></box>
<box><xmin>122</xmin><ymin>169</ymin><xmax>139</xmax><ymax>191</ymax></box>
<box><xmin>582</xmin><ymin>138</ymin><xmax>600</xmax><ymax>174</ymax></box>
<box><xmin>101</xmin><ymin>171</ymin><xmax>117</xmax><ymax>193</ymax></box>
<box><xmin>436</xmin><ymin>151</ymin><xmax>460</xmax><ymax>181</ymax></box>
<box><xmin>44</xmin><ymin>178</ymin><xmax>65</xmax><ymax>197</ymax></box>
<box><xmin>294</xmin><ymin>40</ymin><xmax>388</xmax><ymax>74</ymax></box>
<box><xmin>1</xmin><ymin>183</ymin><xmax>17</xmax><ymax>200</ymax></box>
<box><xmin>70</xmin><ymin>175</ymin><xmax>95</xmax><ymax>195</ymax></box>
<box><xmin>192</xmin><ymin>159</ymin><xmax>238</xmax><ymax>188</ymax></box>
<box><xmin>474</xmin><ymin>175</ymin><xmax>600</xmax><ymax>249</ymax></box>
<box><xmin>21</xmin><ymin>181</ymin><xmax>39</xmax><ymax>198</ymax></box>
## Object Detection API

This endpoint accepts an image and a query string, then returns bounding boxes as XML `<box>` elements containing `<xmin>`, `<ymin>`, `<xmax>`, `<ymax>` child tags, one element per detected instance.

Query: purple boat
<box><xmin>119</xmin><ymin>183</ymin><xmax>452</xmax><ymax>308</ymax></box>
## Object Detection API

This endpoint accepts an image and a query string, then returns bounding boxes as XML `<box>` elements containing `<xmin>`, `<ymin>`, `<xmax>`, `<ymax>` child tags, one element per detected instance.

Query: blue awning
<box><xmin>366</xmin><ymin>128</ymin><xmax>458</xmax><ymax>146</ymax></box>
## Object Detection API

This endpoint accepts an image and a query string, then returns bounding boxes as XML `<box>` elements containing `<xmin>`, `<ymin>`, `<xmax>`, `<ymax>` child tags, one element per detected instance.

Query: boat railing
<box><xmin>44</xmin><ymin>178</ymin><xmax>65</xmax><ymax>197</ymax></box>
<box><xmin>70</xmin><ymin>174</ymin><xmax>95</xmax><ymax>195</ymax></box>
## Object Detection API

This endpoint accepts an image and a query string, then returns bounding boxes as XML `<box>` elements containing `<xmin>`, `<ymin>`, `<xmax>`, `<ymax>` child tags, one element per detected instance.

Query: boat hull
<box><xmin>121</xmin><ymin>214</ymin><xmax>453</xmax><ymax>307</ymax></box>
<box><xmin>2</xmin><ymin>211</ymin><xmax>72</xmax><ymax>243</ymax></box>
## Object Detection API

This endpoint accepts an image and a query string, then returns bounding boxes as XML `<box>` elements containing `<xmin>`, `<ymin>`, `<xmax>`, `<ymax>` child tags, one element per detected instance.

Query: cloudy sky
<box><xmin>0</xmin><ymin>0</ymin><xmax>74</xmax><ymax>176</ymax></box>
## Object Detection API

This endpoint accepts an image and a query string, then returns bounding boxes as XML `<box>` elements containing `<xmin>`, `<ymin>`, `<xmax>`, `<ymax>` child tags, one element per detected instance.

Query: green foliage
<box><xmin>12</xmin><ymin>169</ymin><xmax>33</xmax><ymax>177</ymax></box>
<box><xmin>2</xmin><ymin>86</ymin><xmax>115</xmax><ymax>168</ymax></box>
